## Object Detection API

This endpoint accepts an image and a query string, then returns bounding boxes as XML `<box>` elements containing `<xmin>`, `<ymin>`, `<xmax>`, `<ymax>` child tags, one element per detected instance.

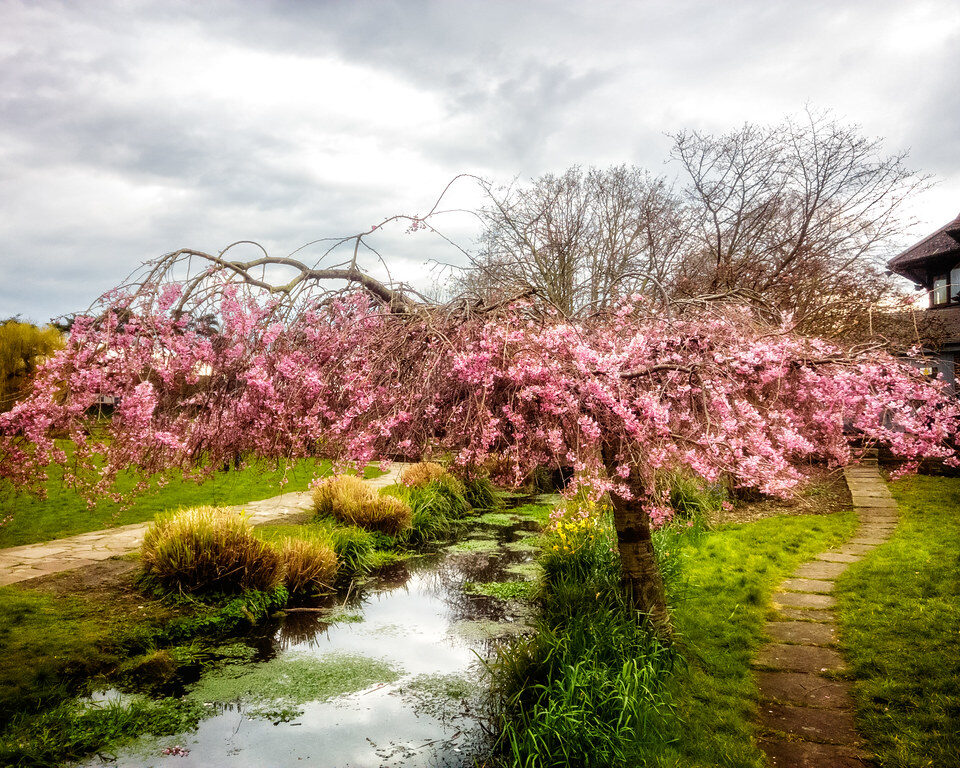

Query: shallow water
<box><xmin>80</xmin><ymin>509</ymin><xmax>545</xmax><ymax>768</ymax></box>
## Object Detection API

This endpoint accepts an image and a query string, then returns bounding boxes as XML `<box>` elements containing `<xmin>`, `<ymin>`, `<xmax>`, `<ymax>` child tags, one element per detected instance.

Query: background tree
<box><xmin>463</xmin><ymin>111</ymin><xmax>927</xmax><ymax>339</ymax></box>
<box><xmin>463</xmin><ymin>167</ymin><xmax>688</xmax><ymax>315</ymax></box>
<box><xmin>0</xmin><ymin>318</ymin><xmax>64</xmax><ymax>413</ymax></box>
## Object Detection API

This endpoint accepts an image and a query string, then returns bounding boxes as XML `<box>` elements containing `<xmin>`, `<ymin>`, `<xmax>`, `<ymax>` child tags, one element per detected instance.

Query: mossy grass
<box><xmin>834</xmin><ymin>475</ymin><xmax>960</xmax><ymax>768</ymax></box>
<box><xmin>0</xmin><ymin>453</ymin><xmax>384</xmax><ymax>548</ymax></box>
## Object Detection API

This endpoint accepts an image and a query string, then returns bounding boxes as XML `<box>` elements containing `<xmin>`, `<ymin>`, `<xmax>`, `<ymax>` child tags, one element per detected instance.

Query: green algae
<box><xmin>505</xmin><ymin>561</ymin><xmax>543</xmax><ymax>581</ymax></box>
<box><xmin>188</xmin><ymin>652</ymin><xmax>400</xmax><ymax>714</ymax></box>
<box><xmin>401</xmin><ymin>673</ymin><xmax>480</xmax><ymax>720</ymax></box>
<box><xmin>505</xmin><ymin>538</ymin><xmax>541</xmax><ymax>553</ymax></box>
<box><xmin>463</xmin><ymin>581</ymin><xmax>539</xmax><ymax>601</ymax></box>
<box><xmin>449</xmin><ymin>619</ymin><xmax>528</xmax><ymax>642</ymax></box>
<box><xmin>477</xmin><ymin>512</ymin><xmax>519</xmax><ymax>527</ymax></box>
<box><xmin>448</xmin><ymin>538</ymin><xmax>500</xmax><ymax>554</ymax></box>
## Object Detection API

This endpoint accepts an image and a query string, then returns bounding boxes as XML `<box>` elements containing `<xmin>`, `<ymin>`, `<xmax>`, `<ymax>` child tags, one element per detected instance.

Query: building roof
<box><xmin>888</xmin><ymin>210</ymin><xmax>960</xmax><ymax>284</ymax></box>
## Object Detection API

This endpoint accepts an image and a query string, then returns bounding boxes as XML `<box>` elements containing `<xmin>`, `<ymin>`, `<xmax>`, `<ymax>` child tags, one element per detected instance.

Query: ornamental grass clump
<box><xmin>276</xmin><ymin>536</ymin><xmax>338</xmax><ymax>596</ymax></box>
<box><xmin>141</xmin><ymin>506</ymin><xmax>284</xmax><ymax>594</ymax></box>
<box><xmin>400</xmin><ymin>461</ymin><xmax>448</xmax><ymax>487</ymax></box>
<box><xmin>311</xmin><ymin>474</ymin><xmax>371</xmax><ymax>519</ymax></box>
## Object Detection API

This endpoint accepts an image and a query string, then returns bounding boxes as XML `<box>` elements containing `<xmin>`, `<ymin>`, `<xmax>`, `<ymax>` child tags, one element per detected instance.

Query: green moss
<box><xmin>188</xmin><ymin>652</ymin><xmax>400</xmax><ymax>713</ymax></box>
<box><xmin>464</xmin><ymin>581</ymin><xmax>539</xmax><ymax>601</ymax></box>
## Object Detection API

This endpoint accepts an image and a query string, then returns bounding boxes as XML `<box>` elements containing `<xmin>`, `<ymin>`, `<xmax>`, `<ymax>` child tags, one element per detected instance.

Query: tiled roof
<box><xmin>888</xmin><ymin>211</ymin><xmax>960</xmax><ymax>276</ymax></box>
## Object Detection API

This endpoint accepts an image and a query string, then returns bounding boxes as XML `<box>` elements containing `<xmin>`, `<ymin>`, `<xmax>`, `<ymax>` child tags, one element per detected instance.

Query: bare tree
<box><xmin>672</xmin><ymin>109</ymin><xmax>929</xmax><ymax>336</ymax></box>
<box><xmin>462</xmin><ymin>166</ymin><xmax>688</xmax><ymax>316</ymax></box>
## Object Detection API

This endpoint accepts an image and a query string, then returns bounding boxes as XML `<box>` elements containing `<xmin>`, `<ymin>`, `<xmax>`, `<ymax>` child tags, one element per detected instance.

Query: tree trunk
<box><xmin>602</xmin><ymin>450</ymin><xmax>672</xmax><ymax>639</ymax></box>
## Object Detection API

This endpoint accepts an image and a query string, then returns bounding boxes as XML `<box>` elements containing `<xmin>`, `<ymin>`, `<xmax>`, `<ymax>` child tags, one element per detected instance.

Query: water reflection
<box><xmin>80</xmin><ymin>515</ymin><xmax>542</xmax><ymax>768</ymax></box>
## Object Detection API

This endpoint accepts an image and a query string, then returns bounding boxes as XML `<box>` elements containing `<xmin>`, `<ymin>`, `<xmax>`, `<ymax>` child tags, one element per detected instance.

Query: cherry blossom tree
<box><xmin>1</xmin><ymin>234</ymin><xmax>957</xmax><ymax>636</ymax></box>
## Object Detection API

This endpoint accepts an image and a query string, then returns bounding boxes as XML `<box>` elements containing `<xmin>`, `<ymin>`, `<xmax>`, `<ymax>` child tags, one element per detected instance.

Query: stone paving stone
<box><xmin>816</xmin><ymin>552</ymin><xmax>861</xmax><ymax>563</ymax></box>
<box><xmin>759</xmin><ymin>702</ymin><xmax>861</xmax><ymax>746</ymax></box>
<box><xmin>848</xmin><ymin>537</ymin><xmax>887</xmax><ymax>546</ymax></box>
<box><xmin>757</xmin><ymin>737</ymin><xmax>870</xmax><ymax>767</ymax></box>
<box><xmin>765</xmin><ymin>621</ymin><xmax>837</xmax><ymax>646</ymax></box>
<box><xmin>775</xmin><ymin>607</ymin><xmax>836</xmax><ymax>623</ymax></box>
<box><xmin>793</xmin><ymin>561</ymin><xmax>849</xmax><ymax>580</ymax></box>
<box><xmin>756</xmin><ymin>671</ymin><xmax>852</xmax><ymax>708</ymax></box>
<box><xmin>754</xmin><ymin>643</ymin><xmax>846</xmax><ymax>673</ymax></box>
<box><xmin>836</xmin><ymin>544</ymin><xmax>878</xmax><ymax>556</ymax></box>
<box><xmin>780</xmin><ymin>577</ymin><xmax>834</xmax><ymax>594</ymax></box>
<box><xmin>774</xmin><ymin>591</ymin><xmax>836</xmax><ymax>609</ymax></box>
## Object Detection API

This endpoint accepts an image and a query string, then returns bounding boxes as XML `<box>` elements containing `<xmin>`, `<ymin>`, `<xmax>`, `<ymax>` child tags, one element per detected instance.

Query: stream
<box><xmin>79</xmin><ymin>505</ymin><xmax>548</xmax><ymax>768</ymax></box>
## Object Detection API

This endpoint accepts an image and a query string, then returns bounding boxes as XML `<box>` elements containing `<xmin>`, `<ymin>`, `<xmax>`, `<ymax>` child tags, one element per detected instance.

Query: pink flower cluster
<box><xmin>2</xmin><ymin>290</ymin><xmax>957</xmax><ymax>527</ymax></box>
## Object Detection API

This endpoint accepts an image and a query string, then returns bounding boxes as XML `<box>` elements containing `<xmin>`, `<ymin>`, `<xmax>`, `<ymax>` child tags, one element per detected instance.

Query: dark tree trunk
<box><xmin>602</xmin><ymin>448</ymin><xmax>672</xmax><ymax>639</ymax></box>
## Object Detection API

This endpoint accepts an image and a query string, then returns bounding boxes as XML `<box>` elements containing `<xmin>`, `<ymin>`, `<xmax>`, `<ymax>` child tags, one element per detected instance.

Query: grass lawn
<box><xmin>0</xmin><ymin>458</ymin><xmax>383</xmax><ymax>548</ymax></box>
<box><xmin>638</xmin><ymin>509</ymin><xmax>857</xmax><ymax>767</ymax></box>
<box><xmin>835</xmin><ymin>475</ymin><xmax>960</xmax><ymax>768</ymax></box>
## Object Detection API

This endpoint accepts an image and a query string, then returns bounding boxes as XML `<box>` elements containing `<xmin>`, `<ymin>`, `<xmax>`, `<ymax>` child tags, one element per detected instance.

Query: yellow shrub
<box><xmin>277</xmin><ymin>536</ymin><xmax>338</xmax><ymax>595</ymax></box>
<box><xmin>400</xmin><ymin>461</ymin><xmax>448</xmax><ymax>487</ymax></box>
<box><xmin>141</xmin><ymin>506</ymin><xmax>284</xmax><ymax>594</ymax></box>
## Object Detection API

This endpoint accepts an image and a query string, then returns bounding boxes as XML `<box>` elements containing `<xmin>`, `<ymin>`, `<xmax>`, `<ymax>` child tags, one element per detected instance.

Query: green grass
<box><xmin>637</xmin><ymin>510</ymin><xmax>857</xmax><ymax>767</ymax></box>
<box><xmin>0</xmin><ymin>456</ymin><xmax>384</xmax><ymax>548</ymax></box>
<box><xmin>835</xmin><ymin>475</ymin><xmax>960</xmax><ymax>768</ymax></box>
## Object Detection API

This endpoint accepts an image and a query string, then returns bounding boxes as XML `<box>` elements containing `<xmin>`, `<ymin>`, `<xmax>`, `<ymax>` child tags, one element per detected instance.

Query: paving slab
<box><xmin>756</xmin><ymin>671</ymin><xmax>853</xmax><ymax>708</ymax></box>
<box><xmin>836</xmin><ymin>544</ymin><xmax>879</xmax><ymax>556</ymax></box>
<box><xmin>848</xmin><ymin>537</ymin><xmax>887</xmax><ymax>546</ymax></box>
<box><xmin>792</xmin><ymin>561</ymin><xmax>849</xmax><ymax>580</ymax></box>
<box><xmin>765</xmin><ymin>621</ymin><xmax>837</xmax><ymax>646</ymax></box>
<box><xmin>775</xmin><ymin>607</ymin><xmax>836</xmax><ymax>623</ymax></box>
<box><xmin>759</xmin><ymin>702</ymin><xmax>861</xmax><ymax>746</ymax></box>
<box><xmin>816</xmin><ymin>552</ymin><xmax>862</xmax><ymax>563</ymax></box>
<box><xmin>780</xmin><ymin>577</ymin><xmax>835</xmax><ymax>594</ymax></box>
<box><xmin>757</xmin><ymin>737</ymin><xmax>870</xmax><ymax>767</ymax></box>
<box><xmin>773</xmin><ymin>591</ymin><xmax>836</xmax><ymax>610</ymax></box>
<box><xmin>754</xmin><ymin>643</ymin><xmax>847</xmax><ymax>673</ymax></box>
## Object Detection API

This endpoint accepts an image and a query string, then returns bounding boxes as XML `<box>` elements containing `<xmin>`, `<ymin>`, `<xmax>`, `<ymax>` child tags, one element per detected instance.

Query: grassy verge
<box><xmin>835</xmin><ymin>475</ymin><xmax>960</xmax><ymax>768</ymax></box>
<box><xmin>490</xmin><ymin>500</ymin><xmax>857</xmax><ymax>768</ymax></box>
<box><xmin>0</xmin><ymin>459</ymin><xmax>384</xmax><ymax>548</ymax></box>
<box><xmin>642</xmin><ymin>509</ymin><xmax>856</xmax><ymax>767</ymax></box>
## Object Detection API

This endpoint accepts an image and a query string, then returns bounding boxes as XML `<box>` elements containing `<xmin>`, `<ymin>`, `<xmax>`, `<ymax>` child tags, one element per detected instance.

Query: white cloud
<box><xmin>1</xmin><ymin>0</ymin><xmax>958</xmax><ymax>322</ymax></box>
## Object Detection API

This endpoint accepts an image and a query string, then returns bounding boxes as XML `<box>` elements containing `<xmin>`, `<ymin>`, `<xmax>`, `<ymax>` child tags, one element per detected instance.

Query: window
<box><xmin>952</xmin><ymin>266</ymin><xmax>960</xmax><ymax>302</ymax></box>
<box><xmin>933</xmin><ymin>277</ymin><xmax>948</xmax><ymax>305</ymax></box>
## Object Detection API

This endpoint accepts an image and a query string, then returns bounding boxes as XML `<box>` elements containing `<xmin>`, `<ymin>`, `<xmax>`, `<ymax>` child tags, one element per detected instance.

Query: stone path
<box><xmin>0</xmin><ymin>464</ymin><xmax>406</xmax><ymax>587</ymax></box>
<box><xmin>754</xmin><ymin>460</ymin><xmax>896</xmax><ymax>767</ymax></box>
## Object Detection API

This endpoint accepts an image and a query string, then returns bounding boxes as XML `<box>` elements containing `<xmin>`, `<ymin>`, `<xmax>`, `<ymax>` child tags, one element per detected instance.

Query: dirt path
<box><xmin>0</xmin><ymin>464</ymin><xmax>407</xmax><ymax>587</ymax></box>
<box><xmin>753</xmin><ymin>460</ymin><xmax>896</xmax><ymax>767</ymax></box>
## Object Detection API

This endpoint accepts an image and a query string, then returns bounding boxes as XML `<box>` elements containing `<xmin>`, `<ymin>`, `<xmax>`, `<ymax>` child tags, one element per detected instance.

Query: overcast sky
<box><xmin>1</xmin><ymin>0</ymin><xmax>959</xmax><ymax>323</ymax></box>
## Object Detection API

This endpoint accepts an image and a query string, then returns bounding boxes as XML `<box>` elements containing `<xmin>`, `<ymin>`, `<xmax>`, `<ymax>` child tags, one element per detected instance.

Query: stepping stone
<box><xmin>836</xmin><ymin>544</ymin><xmax>877</xmax><ymax>556</ymax></box>
<box><xmin>848</xmin><ymin>537</ymin><xmax>886</xmax><ymax>546</ymax></box>
<box><xmin>781</xmin><ymin>577</ymin><xmax>834</xmax><ymax>594</ymax></box>
<box><xmin>756</xmin><ymin>670</ymin><xmax>852</xmax><ymax>707</ymax></box>
<box><xmin>765</xmin><ymin>621</ymin><xmax>837</xmax><ymax>646</ymax></box>
<box><xmin>816</xmin><ymin>552</ymin><xmax>861</xmax><ymax>563</ymax></box>
<box><xmin>754</xmin><ymin>643</ymin><xmax>846</xmax><ymax>673</ymax></box>
<box><xmin>759</xmin><ymin>702</ymin><xmax>861</xmax><ymax>746</ymax></box>
<box><xmin>774</xmin><ymin>591</ymin><xmax>836</xmax><ymax>610</ymax></box>
<box><xmin>793</xmin><ymin>561</ymin><xmax>849</xmax><ymax>580</ymax></box>
<box><xmin>758</xmin><ymin>736</ymin><xmax>870</xmax><ymax>767</ymax></box>
<box><xmin>776</xmin><ymin>607</ymin><xmax>835</xmax><ymax>623</ymax></box>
